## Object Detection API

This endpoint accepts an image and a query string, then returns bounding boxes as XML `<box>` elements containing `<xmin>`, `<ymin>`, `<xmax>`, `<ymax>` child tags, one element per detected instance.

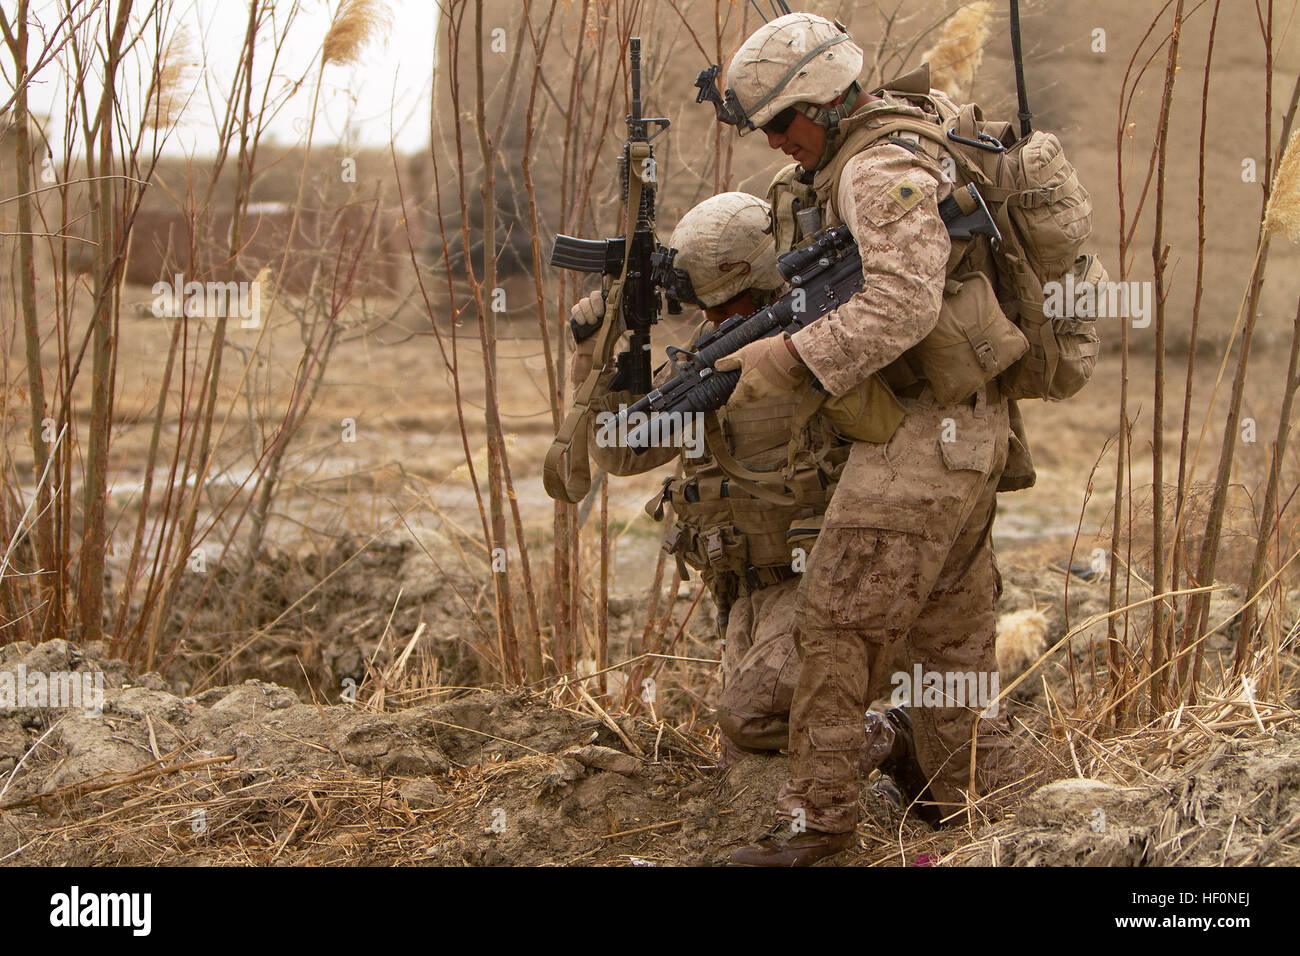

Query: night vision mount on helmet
<box><xmin>695</xmin><ymin>10</ymin><xmax>864</xmax><ymax>139</ymax></box>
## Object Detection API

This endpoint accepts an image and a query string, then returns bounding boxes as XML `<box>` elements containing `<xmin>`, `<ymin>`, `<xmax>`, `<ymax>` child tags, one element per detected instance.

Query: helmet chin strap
<box><xmin>800</xmin><ymin>81</ymin><xmax>861</xmax><ymax>172</ymax></box>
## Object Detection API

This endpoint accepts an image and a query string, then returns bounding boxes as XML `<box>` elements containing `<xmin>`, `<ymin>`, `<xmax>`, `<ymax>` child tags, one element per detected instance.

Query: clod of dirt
<box><xmin>395</xmin><ymin>779</ymin><xmax>446</xmax><ymax>809</ymax></box>
<box><xmin>566</xmin><ymin>745</ymin><xmax>641</xmax><ymax>776</ymax></box>
<box><xmin>954</xmin><ymin>732</ymin><xmax>1300</xmax><ymax>866</ymax></box>
<box><xmin>1020</xmin><ymin>778</ymin><xmax>1147</xmax><ymax>820</ymax></box>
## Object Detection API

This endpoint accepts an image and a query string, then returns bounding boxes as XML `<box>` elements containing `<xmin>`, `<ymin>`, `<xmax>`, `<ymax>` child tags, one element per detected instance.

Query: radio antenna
<box><xmin>748</xmin><ymin>0</ymin><xmax>791</xmax><ymax>21</ymax></box>
<box><xmin>1009</xmin><ymin>0</ymin><xmax>1033</xmax><ymax>136</ymax></box>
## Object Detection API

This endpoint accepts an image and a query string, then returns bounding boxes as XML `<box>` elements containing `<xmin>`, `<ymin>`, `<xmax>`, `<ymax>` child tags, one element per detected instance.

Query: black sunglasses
<box><xmin>762</xmin><ymin>107</ymin><xmax>798</xmax><ymax>136</ymax></box>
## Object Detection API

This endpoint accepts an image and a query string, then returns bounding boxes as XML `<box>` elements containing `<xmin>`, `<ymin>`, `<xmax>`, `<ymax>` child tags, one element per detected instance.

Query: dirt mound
<box><xmin>951</xmin><ymin>731</ymin><xmax>1300</xmax><ymax>866</ymax></box>
<box><xmin>0</xmin><ymin>639</ymin><xmax>927</xmax><ymax>865</ymax></box>
<box><xmin>5</xmin><ymin>635</ymin><xmax>1298</xmax><ymax>866</ymax></box>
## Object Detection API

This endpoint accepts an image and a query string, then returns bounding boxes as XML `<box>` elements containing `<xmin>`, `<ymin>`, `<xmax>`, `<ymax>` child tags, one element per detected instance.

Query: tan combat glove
<box><xmin>569</xmin><ymin>290</ymin><xmax>605</xmax><ymax>384</ymax></box>
<box><xmin>715</xmin><ymin>334</ymin><xmax>809</xmax><ymax>407</ymax></box>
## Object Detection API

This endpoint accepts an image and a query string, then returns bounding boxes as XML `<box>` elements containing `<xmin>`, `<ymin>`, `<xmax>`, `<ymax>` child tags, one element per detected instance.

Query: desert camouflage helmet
<box><xmin>724</xmin><ymin>12</ymin><xmax>864</xmax><ymax>136</ymax></box>
<box><xmin>668</xmin><ymin>193</ymin><xmax>784</xmax><ymax>309</ymax></box>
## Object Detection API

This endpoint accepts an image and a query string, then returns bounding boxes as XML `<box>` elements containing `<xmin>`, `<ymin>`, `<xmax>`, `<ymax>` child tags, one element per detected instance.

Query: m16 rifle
<box><xmin>549</xmin><ymin>38</ymin><xmax>676</xmax><ymax>396</ymax></box>
<box><xmin>543</xmin><ymin>38</ymin><xmax>685</xmax><ymax>503</ymax></box>
<box><xmin>621</xmin><ymin>184</ymin><xmax>1002</xmax><ymax>451</ymax></box>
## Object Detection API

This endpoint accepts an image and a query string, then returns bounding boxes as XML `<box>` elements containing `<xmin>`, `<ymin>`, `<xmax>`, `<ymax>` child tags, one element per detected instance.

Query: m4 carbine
<box><xmin>621</xmin><ymin>183</ymin><xmax>1001</xmax><ymax>451</ymax></box>
<box><xmin>548</xmin><ymin>38</ymin><xmax>676</xmax><ymax>396</ymax></box>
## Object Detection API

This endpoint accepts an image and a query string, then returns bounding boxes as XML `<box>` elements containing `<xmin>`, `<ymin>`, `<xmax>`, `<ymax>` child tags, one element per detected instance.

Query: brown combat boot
<box><xmin>878</xmin><ymin>708</ymin><xmax>944</xmax><ymax>828</ymax></box>
<box><xmin>729</xmin><ymin>824</ymin><xmax>855</xmax><ymax>867</ymax></box>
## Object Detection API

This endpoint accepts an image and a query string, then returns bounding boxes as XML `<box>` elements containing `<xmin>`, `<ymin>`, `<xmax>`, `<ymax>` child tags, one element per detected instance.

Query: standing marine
<box><xmin>702</xmin><ymin>10</ymin><xmax>1094</xmax><ymax>865</ymax></box>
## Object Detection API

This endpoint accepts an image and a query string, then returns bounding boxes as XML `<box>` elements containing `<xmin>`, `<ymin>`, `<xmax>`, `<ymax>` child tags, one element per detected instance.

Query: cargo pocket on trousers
<box><xmin>939</xmin><ymin>434</ymin><xmax>995</xmax><ymax>475</ymax></box>
<box><xmin>806</xmin><ymin>723</ymin><xmax>862</xmax><ymax>789</ymax></box>
<box><xmin>817</xmin><ymin>530</ymin><xmax>924</xmax><ymax>632</ymax></box>
<box><xmin>938</xmin><ymin>432</ymin><xmax>996</xmax><ymax>532</ymax></box>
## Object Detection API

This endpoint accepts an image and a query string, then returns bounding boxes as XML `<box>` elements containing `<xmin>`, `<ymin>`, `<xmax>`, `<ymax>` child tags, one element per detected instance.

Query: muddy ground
<box><xmin>2</xmin><ymin>537</ymin><xmax>1298</xmax><ymax>866</ymax></box>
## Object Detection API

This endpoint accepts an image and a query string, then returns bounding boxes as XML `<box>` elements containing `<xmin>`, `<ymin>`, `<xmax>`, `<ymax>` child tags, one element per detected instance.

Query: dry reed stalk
<box><xmin>549</xmin><ymin>3</ymin><xmax>585</xmax><ymax>677</ymax></box>
<box><xmin>1235</xmin><ymin>124</ymin><xmax>1300</xmax><ymax>660</ymax></box>
<box><xmin>1171</xmin><ymin>0</ymin><xmax>1221</xmax><ymax>670</ymax></box>
<box><xmin>425</xmin><ymin>34</ymin><xmax>495</xmax><ymax>620</ymax></box>
<box><xmin>471</xmin><ymin>0</ymin><xmax>518</xmax><ymax>682</ymax></box>
<box><xmin>108</xmin><ymin>295</ymin><xmax>184</xmax><ymax>656</ymax></box>
<box><xmin>1108</xmin><ymin>174</ymin><xmax>1132</xmax><ymax>712</ymax></box>
<box><xmin>1107</xmin><ymin>3</ymin><xmax>1195</xmax><ymax>719</ymax></box>
<box><xmin>1147</xmin><ymin>0</ymin><xmax>1185</xmax><ymax>711</ymax></box>
<box><xmin>474</xmin><ymin>1</ymin><xmax>547</xmax><ymax>681</ymax></box>
<box><xmin>1185</xmin><ymin>66</ymin><xmax>1300</xmax><ymax>696</ymax></box>
<box><xmin>1235</xmin><ymin>295</ymin><xmax>1300</xmax><ymax>668</ymax></box>
<box><xmin>0</xmin><ymin>1</ymin><xmax>58</xmax><ymax>641</ymax></box>
<box><xmin>322</xmin><ymin>0</ymin><xmax>392</xmax><ymax>68</ymax></box>
<box><xmin>598</xmin><ymin>468</ymin><xmax>610</xmax><ymax>696</ymax></box>
<box><xmin>145</xmin><ymin>25</ymin><xmax>197</xmax><ymax>131</ymax></box>
<box><xmin>520</xmin><ymin>3</ymin><xmax>568</xmax><ymax>682</ymax></box>
<box><xmin>1264</xmin><ymin>128</ymin><xmax>1300</xmax><ymax>243</ymax></box>
<box><xmin>76</xmin><ymin>0</ymin><xmax>140</xmax><ymax>644</ymax></box>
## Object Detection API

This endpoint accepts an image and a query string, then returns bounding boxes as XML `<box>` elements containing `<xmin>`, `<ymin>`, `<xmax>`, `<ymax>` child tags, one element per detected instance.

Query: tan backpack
<box><xmin>963</xmin><ymin>119</ymin><xmax>1101</xmax><ymax>401</ymax></box>
<box><xmin>821</xmin><ymin>77</ymin><xmax>1102</xmax><ymax>402</ymax></box>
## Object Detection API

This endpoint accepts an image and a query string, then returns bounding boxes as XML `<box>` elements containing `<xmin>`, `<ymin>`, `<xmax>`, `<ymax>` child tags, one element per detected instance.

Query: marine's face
<box><xmin>762</xmin><ymin>107</ymin><xmax>826</xmax><ymax>170</ymax></box>
<box><xmin>703</xmin><ymin>290</ymin><xmax>758</xmax><ymax>325</ymax></box>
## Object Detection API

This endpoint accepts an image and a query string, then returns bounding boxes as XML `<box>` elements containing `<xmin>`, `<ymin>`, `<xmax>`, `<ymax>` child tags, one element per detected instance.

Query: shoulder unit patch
<box><xmin>887</xmin><ymin>178</ymin><xmax>925</xmax><ymax>213</ymax></box>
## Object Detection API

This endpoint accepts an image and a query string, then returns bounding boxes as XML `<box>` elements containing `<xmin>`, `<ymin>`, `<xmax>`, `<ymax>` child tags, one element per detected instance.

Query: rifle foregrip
<box><xmin>696</xmin><ymin>311</ymin><xmax>784</xmax><ymax>366</ymax></box>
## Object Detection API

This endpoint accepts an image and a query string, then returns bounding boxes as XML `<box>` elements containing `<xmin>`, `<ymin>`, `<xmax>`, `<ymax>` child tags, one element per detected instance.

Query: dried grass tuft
<box><xmin>146</xmin><ymin>28</ymin><xmax>198</xmax><ymax>130</ymax></box>
<box><xmin>995</xmin><ymin>608</ymin><xmax>1049</xmax><ymax>677</ymax></box>
<box><xmin>322</xmin><ymin>0</ymin><xmax>393</xmax><ymax>68</ymax></box>
<box><xmin>922</xmin><ymin>1</ymin><xmax>993</xmax><ymax>101</ymax></box>
<box><xmin>1265</xmin><ymin>130</ymin><xmax>1300</xmax><ymax>242</ymax></box>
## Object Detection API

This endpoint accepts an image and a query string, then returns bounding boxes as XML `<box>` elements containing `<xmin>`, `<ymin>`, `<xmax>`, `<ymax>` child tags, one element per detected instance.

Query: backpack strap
<box><xmin>815</xmin><ymin>101</ymin><xmax>984</xmax><ymax>226</ymax></box>
<box><xmin>541</xmin><ymin>292</ymin><xmax>626</xmax><ymax>503</ymax></box>
<box><xmin>701</xmin><ymin>411</ymin><xmax>801</xmax><ymax>505</ymax></box>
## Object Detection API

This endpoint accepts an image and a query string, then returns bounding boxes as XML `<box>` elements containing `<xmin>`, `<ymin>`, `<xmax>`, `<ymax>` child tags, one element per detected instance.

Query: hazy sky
<box><xmin>21</xmin><ymin>0</ymin><xmax>439</xmax><ymax>156</ymax></box>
